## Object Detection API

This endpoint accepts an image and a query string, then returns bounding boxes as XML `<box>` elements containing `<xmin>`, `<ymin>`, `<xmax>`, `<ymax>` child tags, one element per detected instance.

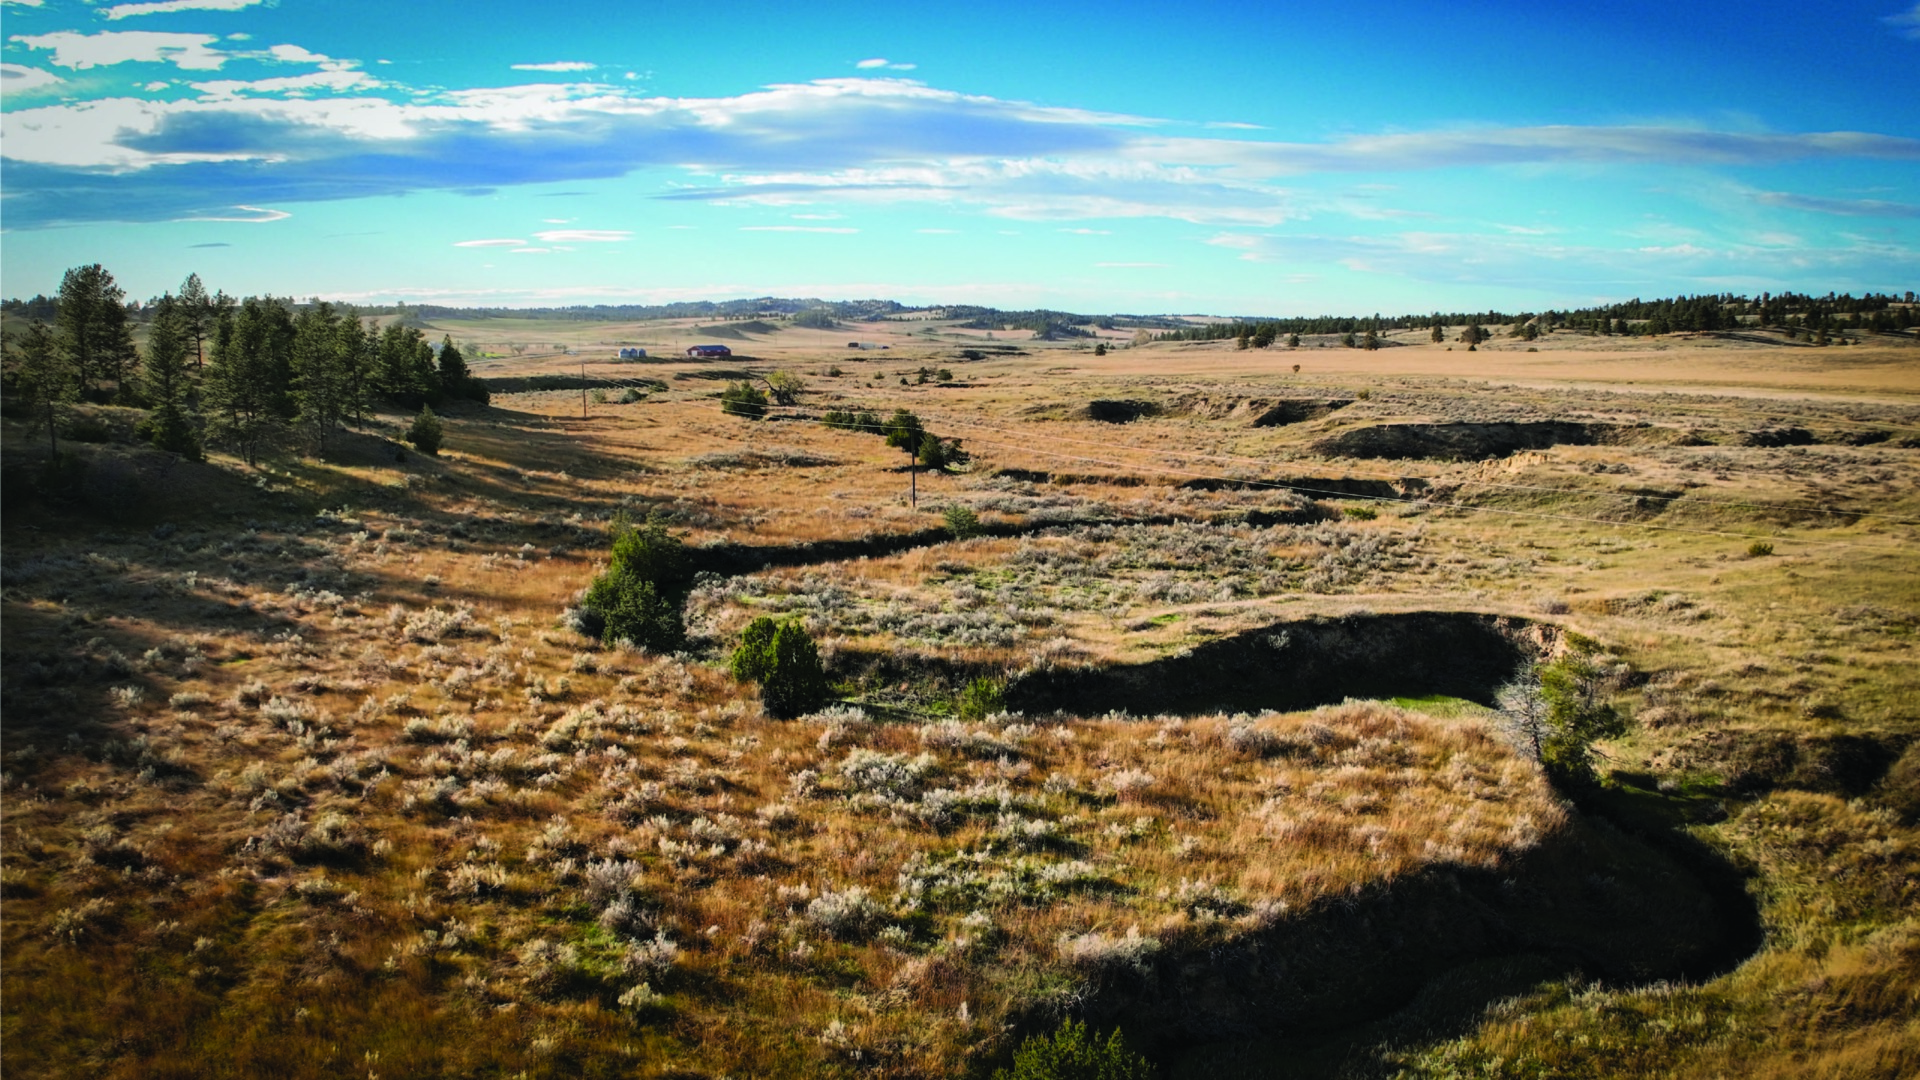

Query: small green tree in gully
<box><xmin>957</xmin><ymin>676</ymin><xmax>1004</xmax><ymax>720</ymax></box>
<box><xmin>1497</xmin><ymin>654</ymin><xmax>1628</xmax><ymax>787</ymax></box>
<box><xmin>943</xmin><ymin>504</ymin><xmax>983</xmax><ymax>539</ymax></box>
<box><xmin>993</xmin><ymin>1019</ymin><xmax>1155</xmax><ymax>1080</ymax></box>
<box><xmin>720</xmin><ymin>380</ymin><xmax>768</xmax><ymax>419</ymax></box>
<box><xmin>407</xmin><ymin>405</ymin><xmax>443</xmax><ymax>455</ymax></box>
<box><xmin>581</xmin><ymin>513</ymin><xmax>692</xmax><ymax>650</ymax></box>
<box><xmin>730</xmin><ymin>617</ymin><xmax>830</xmax><ymax>719</ymax></box>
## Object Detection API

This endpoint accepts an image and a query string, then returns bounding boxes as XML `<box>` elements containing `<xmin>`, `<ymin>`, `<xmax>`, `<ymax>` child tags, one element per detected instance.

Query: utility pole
<box><xmin>581</xmin><ymin>361</ymin><xmax>587</xmax><ymax>420</ymax></box>
<box><xmin>910</xmin><ymin>445</ymin><xmax>918</xmax><ymax>509</ymax></box>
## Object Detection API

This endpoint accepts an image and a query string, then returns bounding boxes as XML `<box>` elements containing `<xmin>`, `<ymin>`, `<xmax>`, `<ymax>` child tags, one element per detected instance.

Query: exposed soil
<box><xmin>1311</xmin><ymin>421</ymin><xmax>1681</xmax><ymax>461</ymax></box>
<box><xmin>1007</xmin><ymin>611</ymin><xmax>1548</xmax><ymax>717</ymax></box>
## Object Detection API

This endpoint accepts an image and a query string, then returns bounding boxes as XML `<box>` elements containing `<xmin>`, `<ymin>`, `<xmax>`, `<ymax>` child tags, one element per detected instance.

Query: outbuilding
<box><xmin>686</xmin><ymin>344</ymin><xmax>733</xmax><ymax>358</ymax></box>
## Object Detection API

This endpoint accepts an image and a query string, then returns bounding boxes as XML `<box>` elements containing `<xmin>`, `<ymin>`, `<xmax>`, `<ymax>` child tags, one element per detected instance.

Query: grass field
<box><xmin>4</xmin><ymin>318</ymin><xmax>1917</xmax><ymax>1078</ymax></box>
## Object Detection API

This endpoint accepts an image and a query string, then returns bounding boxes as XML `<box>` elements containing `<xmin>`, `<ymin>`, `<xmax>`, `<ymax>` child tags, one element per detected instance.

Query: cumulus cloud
<box><xmin>512</xmin><ymin>61</ymin><xmax>596</xmax><ymax>72</ymax></box>
<box><xmin>11</xmin><ymin>30</ymin><xmax>231</xmax><ymax>70</ymax></box>
<box><xmin>105</xmin><ymin>0</ymin><xmax>265</xmax><ymax>19</ymax></box>
<box><xmin>5</xmin><ymin>65</ymin><xmax>1920</xmax><ymax>237</ymax></box>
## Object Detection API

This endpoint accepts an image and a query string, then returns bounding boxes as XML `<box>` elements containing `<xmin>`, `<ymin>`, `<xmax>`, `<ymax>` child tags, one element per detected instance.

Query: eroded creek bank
<box><xmin>990</xmin><ymin>612</ymin><xmax>1761</xmax><ymax>1074</ymax></box>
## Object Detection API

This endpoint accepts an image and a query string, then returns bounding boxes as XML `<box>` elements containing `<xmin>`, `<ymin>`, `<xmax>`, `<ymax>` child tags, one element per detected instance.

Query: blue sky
<box><xmin>3</xmin><ymin>0</ymin><xmax>1917</xmax><ymax>315</ymax></box>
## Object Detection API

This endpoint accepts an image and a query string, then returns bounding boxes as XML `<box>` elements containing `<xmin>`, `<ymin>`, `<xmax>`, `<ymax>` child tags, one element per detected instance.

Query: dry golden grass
<box><xmin>4</xmin><ymin>325</ymin><xmax>1917</xmax><ymax>1077</ymax></box>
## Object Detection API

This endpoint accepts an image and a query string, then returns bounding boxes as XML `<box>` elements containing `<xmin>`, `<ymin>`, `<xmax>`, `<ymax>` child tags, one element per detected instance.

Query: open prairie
<box><xmin>4</xmin><ymin>320</ymin><xmax>1918</xmax><ymax>1078</ymax></box>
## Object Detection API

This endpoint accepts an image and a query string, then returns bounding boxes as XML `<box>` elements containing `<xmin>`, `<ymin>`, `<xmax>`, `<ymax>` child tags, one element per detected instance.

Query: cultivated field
<box><xmin>4</xmin><ymin>318</ymin><xmax>1917</xmax><ymax>1078</ymax></box>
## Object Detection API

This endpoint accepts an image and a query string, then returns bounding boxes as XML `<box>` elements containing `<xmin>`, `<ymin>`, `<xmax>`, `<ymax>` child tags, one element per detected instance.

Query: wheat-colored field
<box><xmin>3</xmin><ymin>322</ymin><xmax>1916</xmax><ymax>1078</ymax></box>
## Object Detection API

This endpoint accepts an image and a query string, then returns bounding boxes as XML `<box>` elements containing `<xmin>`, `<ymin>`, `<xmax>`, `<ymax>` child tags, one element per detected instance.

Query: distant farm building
<box><xmin>686</xmin><ymin>344</ymin><xmax>733</xmax><ymax>358</ymax></box>
<box><xmin>618</xmin><ymin>347</ymin><xmax>648</xmax><ymax>360</ymax></box>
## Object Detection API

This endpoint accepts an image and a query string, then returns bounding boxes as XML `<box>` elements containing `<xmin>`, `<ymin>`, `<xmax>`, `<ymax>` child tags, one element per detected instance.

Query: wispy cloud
<box><xmin>1885</xmin><ymin>3</ymin><xmax>1920</xmax><ymax>39</ymax></box>
<box><xmin>1755</xmin><ymin>190</ymin><xmax>1920</xmax><ymax>217</ymax></box>
<box><xmin>511</xmin><ymin>61</ymin><xmax>595</xmax><ymax>72</ymax></box>
<box><xmin>531</xmin><ymin>229</ymin><xmax>629</xmax><ymax>242</ymax></box>
<box><xmin>855</xmin><ymin>57</ymin><xmax>916</xmax><ymax>71</ymax></box>
<box><xmin>188</xmin><ymin>241</ymin><xmax>230</xmax><ymax>247</ymax></box>
<box><xmin>1059</xmin><ymin>227</ymin><xmax>1111</xmax><ymax>235</ymax></box>
<box><xmin>174</xmin><ymin>204</ymin><xmax>289</xmax><ymax>222</ymax></box>
<box><xmin>104</xmin><ymin>0</ymin><xmax>265</xmax><ymax>20</ymax></box>
<box><xmin>0</xmin><ymin>62</ymin><xmax>62</xmax><ymax>90</ymax></box>
<box><xmin>1096</xmin><ymin>261</ymin><xmax>1166</xmax><ymax>267</ymax></box>
<box><xmin>740</xmin><ymin>225</ymin><xmax>859</xmax><ymax>233</ymax></box>
<box><xmin>453</xmin><ymin>238</ymin><xmax>528</xmax><ymax>247</ymax></box>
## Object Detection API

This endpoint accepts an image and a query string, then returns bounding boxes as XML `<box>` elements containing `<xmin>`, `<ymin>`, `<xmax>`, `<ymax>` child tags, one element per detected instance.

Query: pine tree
<box><xmin>7</xmin><ymin>320</ymin><xmax>72</xmax><ymax>455</ymax></box>
<box><xmin>140</xmin><ymin>296</ymin><xmax>201</xmax><ymax>458</ymax></box>
<box><xmin>291</xmin><ymin>302</ymin><xmax>356</xmax><ymax>452</ymax></box>
<box><xmin>407</xmin><ymin>405</ymin><xmax>443</xmax><ymax>455</ymax></box>
<box><xmin>56</xmin><ymin>263</ymin><xmax>138</xmax><ymax>397</ymax></box>
<box><xmin>203</xmin><ymin>299</ymin><xmax>289</xmax><ymax>465</ymax></box>
<box><xmin>177</xmin><ymin>272</ymin><xmax>213</xmax><ymax>370</ymax></box>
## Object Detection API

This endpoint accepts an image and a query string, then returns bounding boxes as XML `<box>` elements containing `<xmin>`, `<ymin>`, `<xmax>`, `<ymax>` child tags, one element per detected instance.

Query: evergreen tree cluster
<box><xmin>2</xmin><ymin>263</ymin><xmax>492</xmax><ymax>465</ymax></box>
<box><xmin>819</xmin><ymin>406</ymin><xmax>967</xmax><ymax>471</ymax></box>
<box><xmin>1156</xmin><ymin>290</ymin><xmax>1917</xmax><ymax>346</ymax></box>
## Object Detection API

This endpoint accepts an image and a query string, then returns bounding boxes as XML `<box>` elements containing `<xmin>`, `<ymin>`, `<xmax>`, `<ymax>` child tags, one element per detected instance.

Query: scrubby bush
<box><xmin>994</xmin><ymin>1019</ymin><xmax>1155</xmax><ymax>1080</ymax></box>
<box><xmin>720</xmin><ymin>380</ymin><xmax>768</xmax><ymax>419</ymax></box>
<box><xmin>407</xmin><ymin>406</ymin><xmax>443</xmax><ymax>455</ymax></box>
<box><xmin>730</xmin><ymin>617</ymin><xmax>831</xmax><ymax>718</ymax></box>
<box><xmin>579</xmin><ymin>513</ymin><xmax>691</xmax><ymax>650</ymax></box>
<box><xmin>1747</xmin><ymin>540</ymin><xmax>1775</xmax><ymax>557</ymax></box>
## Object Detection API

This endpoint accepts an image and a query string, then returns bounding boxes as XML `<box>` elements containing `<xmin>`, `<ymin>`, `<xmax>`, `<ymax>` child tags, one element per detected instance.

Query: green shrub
<box><xmin>1747</xmin><ymin>540</ymin><xmax>1775</xmax><ymax>558</ymax></box>
<box><xmin>957</xmin><ymin>676</ymin><xmax>1004</xmax><ymax>721</ymax></box>
<box><xmin>943</xmin><ymin>505</ymin><xmax>983</xmax><ymax>539</ymax></box>
<box><xmin>581</xmin><ymin>514</ymin><xmax>691</xmax><ymax>650</ymax></box>
<box><xmin>731</xmin><ymin>617</ymin><xmax>830</xmax><ymax>718</ymax></box>
<box><xmin>1342</xmin><ymin>505</ymin><xmax>1378</xmax><ymax>521</ymax></box>
<box><xmin>729</xmin><ymin>616</ymin><xmax>780</xmax><ymax>683</ymax></box>
<box><xmin>993</xmin><ymin>1020</ymin><xmax>1155</xmax><ymax>1080</ymax></box>
<box><xmin>407</xmin><ymin>406</ymin><xmax>444</xmax><ymax>455</ymax></box>
<box><xmin>720</xmin><ymin>381</ymin><xmax>768</xmax><ymax>419</ymax></box>
<box><xmin>617</xmin><ymin>388</ymin><xmax>644</xmax><ymax>404</ymax></box>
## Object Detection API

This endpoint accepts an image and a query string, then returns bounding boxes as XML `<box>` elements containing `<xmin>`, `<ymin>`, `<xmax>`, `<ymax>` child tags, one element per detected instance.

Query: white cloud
<box><xmin>0</xmin><ymin>63</ymin><xmax>62</xmax><ymax>90</ymax></box>
<box><xmin>854</xmin><ymin>57</ymin><xmax>915</xmax><ymax>70</ymax></box>
<box><xmin>2</xmin><ymin>0</ymin><xmax>45</xmax><ymax>7</ymax></box>
<box><xmin>510</xmin><ymin>247</ymin><xmax>550</xmax><ymax>254</ymax></box>
<box><xmin>1059</xmin><ymin>227</ymin><xmax>1111</xmax><ymax>234</ymax></box>
<box><xmin>531</xmin><ymin>229</ymin><xmax>629</xmax><ymax>242</ymax></box>
<box><xmin>143</xmin><ymin>80</ymin><xmax>168</xmax><ymax>90</ymax></box>
<box><xmin>1885</xmin><ymin>3</ymin><xmax>1920</xmax><ymax>39</ymax></box>
<box><xmin>854</xmin><ymin>58</ymin><xmax>888</xmax><ymax>69</ymax></box>
<box><xmin>454</xmin><ymin>238</ymin><xmax>528</xmax><ymax>247</ymax></box>
<box><xmin>11</xmin><ymin>30</ymin><xmax>230</xmax><ymax>70</ymax></box>
<box><xmin>190</xmin><ymin>68</ymin><xmax>379</xmax><ymax>98</ymax></box>
<box><xmin>105</xmin><ymin>0</ymin><xmax>265</xmax><ymax>19</ymax></box>
<box><xmin>740</xmin><ymin>225</ymin><xmax>859</xmax><ymax>233</ymax></box>
<box><xmin>1096</xmin><ymin>262</ymin><xmax>1166</xmax><ymax>267</ymax></box>
<box><xmin>542</xmin><ymin>217</ymin><xmax>573</xmax><ymax>224</ymax></box>
<box><xmin>174</xmin><ymin>204</ymin><xmax>289</xmax><ymax>222</ymax></box>
<box><xmin>512</xmin><ymin>61</ymin><xmax>596</xmax><ymax>72</ymax></box>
